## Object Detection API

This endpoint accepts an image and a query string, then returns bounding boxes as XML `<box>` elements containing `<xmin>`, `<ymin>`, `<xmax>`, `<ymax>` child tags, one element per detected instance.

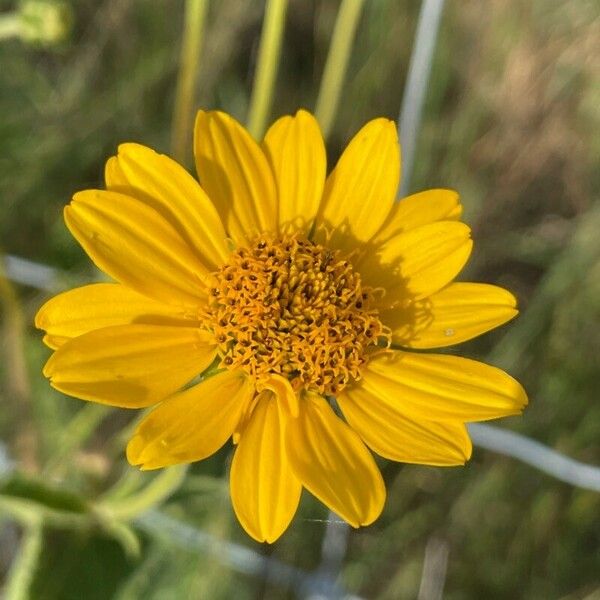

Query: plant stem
<box><xmin>397</xmin><ymin>0</ymin><xmax>446</xmax><ymax>197</ymax></box>
<box><xmin>4</xmin><ymin>522</ymin><xmax>43</xmax><ymax>600</ymax></box>
<box><xmin>44</xmin><ymin>404</ymin><xmax>110</xmax><ymax>477</ymax></box>
<box><xmin>0</xmin><ymin>258</ymin><xmax>29</xmax><ymax>403</ymax></box>
<box><xmin>314</xmin><ymin>0</ymin><xmax>365</xmax><ymax>139</ymax></box>
<box><xmin>171</xmin><ymin>0</ymin><xmax>209</xmax><ymax>163</ymax></box>
<box><xmin>100</xmin><ymin>465</ymin><xmax>188</xmax><ymax>520</ymax></box>
<box><xmin>247</xmin><ymin>0</ymin><xmax>288</xmax><ymax>139</ymax></box>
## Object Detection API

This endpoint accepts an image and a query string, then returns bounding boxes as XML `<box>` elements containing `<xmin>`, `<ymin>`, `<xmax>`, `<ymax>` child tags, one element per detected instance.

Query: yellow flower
<box><xmin>36</xmin><ymin>110</ymin><xmax>527</xmax><ymax>542</ymax></box>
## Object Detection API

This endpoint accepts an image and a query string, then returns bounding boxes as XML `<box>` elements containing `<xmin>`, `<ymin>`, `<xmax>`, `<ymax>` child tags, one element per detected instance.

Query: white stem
<box><xmin>469</xmin><ymin>423</ymin><xmax>600</xmax><ymax>492</ymax></box>
<box><xmin>397</xmin><ymin>0</ymin><xmax>446</xmax><ymax>198</ymax></box>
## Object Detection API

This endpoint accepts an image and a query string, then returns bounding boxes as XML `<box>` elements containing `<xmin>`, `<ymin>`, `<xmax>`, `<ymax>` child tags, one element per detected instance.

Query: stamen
<box><xmin>209</xmin><ymin>234</ymin><xmax>389</xmax><ymax>395</ymax></box>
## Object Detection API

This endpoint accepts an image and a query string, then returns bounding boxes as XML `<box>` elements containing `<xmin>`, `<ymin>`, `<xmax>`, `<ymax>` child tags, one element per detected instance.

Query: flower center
<box><xmin>209</xmin><ymin>234</ymin><xmax>389</xmax><ymax>395</ymax></box>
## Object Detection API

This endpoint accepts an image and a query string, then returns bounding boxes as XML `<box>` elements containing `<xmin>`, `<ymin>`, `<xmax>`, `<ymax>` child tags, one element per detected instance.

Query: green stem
<box><xmin>0</xmin><ymin>253</ymin><xmax>37</xmax><ymax>470</ymax></box>
<box><xmin>4</xmin><ymin>522</ymin><xmax>43</xmax><ymax>600</ymax></box>
<box><xmin>44</xmin><ymin>404</ymin><xmax>110</xmax><ymax>476</ymax></box>
<box><xmin>314</xmin><ymin>0</ymin><xmax>365</xmax><ymax>139</ymax></box>
<box><xmin>0</xmin><ymin>256</ymin><xmax>30</xmax><ymax>403</ymax></box>
<box><xmin>100</xmin><ymin>465</ymin><xmax>188</xmax><ymax>521</ymax></box>
<box><xmin>0</xmin><ymin>13</ymin><xmax>21</xmax><ymax>40</ymax></box>
<box><xmin>170</xmin><ymin>0</ymin><xmax>209</xmax><ymax>163</ymax></box>
<box><xmin>0</xmin><ymin>496</ymin><xmax>88</xmax><ymax>529</ymax></box>
<box><xmin>247</xmin><ymin>0</ymin><xmax>288</xmax><ymax>139</ymax></box>
<box><xmin>0</xmin><ymin>494</ymin><xmax>141</xmax><ymax>558</ymax></box>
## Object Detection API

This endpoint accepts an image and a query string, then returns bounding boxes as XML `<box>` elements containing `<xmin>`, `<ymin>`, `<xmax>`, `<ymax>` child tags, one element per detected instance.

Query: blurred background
<box><xmin>1</xmin><ymin>0</ymin><xmax>599</xmax><ymax>598</ymax></box>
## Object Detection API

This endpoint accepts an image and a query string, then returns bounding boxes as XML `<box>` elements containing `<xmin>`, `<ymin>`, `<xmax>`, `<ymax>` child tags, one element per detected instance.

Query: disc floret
<box><xmin>209</xmin><ymin>235</ymin><xmax>389</xmax><ymax>395</ymax></box>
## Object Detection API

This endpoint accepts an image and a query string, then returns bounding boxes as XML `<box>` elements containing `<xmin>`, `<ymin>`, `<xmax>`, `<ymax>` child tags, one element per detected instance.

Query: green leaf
<box><xmin>0</xmin><ymin>473</ymin><xmax>88</xmax><ymax>514</ymax></box>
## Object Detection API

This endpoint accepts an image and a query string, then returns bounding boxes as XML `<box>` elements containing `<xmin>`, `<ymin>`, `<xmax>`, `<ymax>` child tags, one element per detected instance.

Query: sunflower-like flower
<box><xmin>36</xmin><ymin>110</ymin><xmax>527</xmax><ymax>542</ymax></box>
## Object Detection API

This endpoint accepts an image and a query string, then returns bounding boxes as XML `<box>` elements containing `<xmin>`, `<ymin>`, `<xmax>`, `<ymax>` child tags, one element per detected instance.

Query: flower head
<box><xmin>36</xmin><ymin>109</ymin><xmax>527</xmax><ymax>542</ymax></box>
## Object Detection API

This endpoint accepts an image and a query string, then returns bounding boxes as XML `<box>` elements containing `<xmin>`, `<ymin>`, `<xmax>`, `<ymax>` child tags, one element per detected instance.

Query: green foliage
<box><xmin>30</xmin><ymin>531</ymin><xmax>136</xmax><ymax>600</ymax></box>
<box><xmin>1</xmin><ymin>474</ymin><xmax>88</xmax><ymax>514</ymax></box>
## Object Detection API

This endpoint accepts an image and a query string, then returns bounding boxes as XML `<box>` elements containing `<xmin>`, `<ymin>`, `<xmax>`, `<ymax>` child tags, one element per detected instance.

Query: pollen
<box><xmin>209</xmin><ymin>234</ymin><xmax>389</xmax><ymax>395</ymax></box>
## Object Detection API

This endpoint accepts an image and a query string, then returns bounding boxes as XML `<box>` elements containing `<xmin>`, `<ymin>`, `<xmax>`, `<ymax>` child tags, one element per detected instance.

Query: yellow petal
<box><xmin>230</xmin><ymin>393</ymin><xmax>302</xmax><ymax>543</ymax></box>
<box><xmin>127</xmin><ymin>370</ymin><xmax>254</xmax><ymax>470</ymax></box>
<box><xmin>362</xmin><ymin>351</ymin><xmax>528</xmax><ymax>422</ymax></box>
<box><xmin>359</xmin><ymin>221</ymin><xmax>472</xmax><ymax>302</ymax></box>
<box><xmin>43</xmin><ymin>334</ymin><xmax>69</xmax><ymax>350</ymax></box>
<box><xmin>232</xmin><ymin>393</ymin><xmax>260</xmax><ymax>445</ymax></box>
<box><xmin>259</xmin><ymin>373</ymin><xmax>299</xmax><ymax>417</ymax></box>
<box><xmin>383</xmin><ymin>282</ymin><xmax>518</xmax><ymax>348</ymax></box>
<box><xmin>315</xmin><ymin>118</ymin><xmax>400</xmax><ymax>251</ymax></box>
<box><xmin>338</xmin><ymin>385</ymin><xmax>472</xmax><ymax>466</ymax></box>
<box><xmin>286</xmin><ymin>392</ymin><xmax>385</xmax><ymax>527</ymax></box>
<box><xmin>104</xmin><ymin>155</ymin><xmax>128</xmax><ymax>188</ymax></box>
<box><xmin>194</xmin><ymin>110</ymin><xmax>277</xmax><ymax>244</ymax></box>
<box><xmin>35</xmin><ymin>283</ymin><xmax>200</xmax><ymax>348</ymax></box>
<box><xmin>373</xmin><ymin>189</ymin><xmax>462</xmax><ymax>245</ymax></box>
<box><xmin>43</xmin><ymin>325</ymin><xmax>217</xmax><ymax>408</ymax></box>
<box><xmin>65</xmin><ymin>190</ymin><xmax>211</xmax><ymax>308</ymax></box>
<box><xmin>262</xmin><ymin>110</ymin><xmax>326</xmax><ymax>235</ymax></box>
<box><xmin>105</xmin><ymin>144</ymin><xmax>230</xmax><ymax>270</ymax></box>
<box><xmin>233</xmin><ymin>375</ymin><xmax>298</xmax><ymax>442</ymax></box>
